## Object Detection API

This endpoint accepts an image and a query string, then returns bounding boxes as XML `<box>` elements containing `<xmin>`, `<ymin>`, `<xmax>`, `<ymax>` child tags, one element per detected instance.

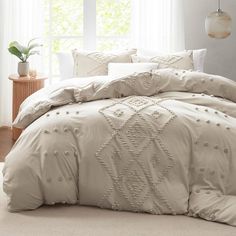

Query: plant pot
<box><xmin>18</xmin><ymin>62</ymin><xmax>29</xmax><ymax>76</ymax></box>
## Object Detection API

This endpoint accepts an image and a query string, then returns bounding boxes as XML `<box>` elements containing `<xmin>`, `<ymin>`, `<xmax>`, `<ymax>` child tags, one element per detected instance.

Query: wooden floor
<box><xmin>0</xmin><ymin>127</ymin><xmax>14</xmax><ymax>162</ymax></box>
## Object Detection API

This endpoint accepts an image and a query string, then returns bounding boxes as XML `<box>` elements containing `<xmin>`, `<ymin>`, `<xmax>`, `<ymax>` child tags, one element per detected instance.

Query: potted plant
<box><xmin>8</xmin><ymin>38</ymin><xmax>42</xmax><ymax>76</ymax></box>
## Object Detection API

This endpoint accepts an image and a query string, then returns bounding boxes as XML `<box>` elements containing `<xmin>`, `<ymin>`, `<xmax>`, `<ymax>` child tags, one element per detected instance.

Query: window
<box><xmin>43</xmin><ymin>0</ymin><xmax>132</xmax><ymax>82</ymax></box>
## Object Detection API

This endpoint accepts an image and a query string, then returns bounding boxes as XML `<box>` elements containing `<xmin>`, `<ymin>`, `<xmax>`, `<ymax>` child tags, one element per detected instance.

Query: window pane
<box><xmin>44</xmin><ymin>0</ymin><xmax>83</xmax><ymax>36</ymax></box>
<box><xmin>97</xmin><ymin>0</ymin><xmax>131</xmax><ymax>37</ymax></box>
<box><xmin>52</xmin><ymin>38</ymin><xmax>83</xmax><ymax>53</ymax></box>
<box><xmin>97</xmin><ymin>37</ymin><xmax>130</xmax><ymax>51</ymax></box>
<box><xmin>52</xmin><ymin>0</ymin><xmax>83</xmax><ymax>36</ymax></box>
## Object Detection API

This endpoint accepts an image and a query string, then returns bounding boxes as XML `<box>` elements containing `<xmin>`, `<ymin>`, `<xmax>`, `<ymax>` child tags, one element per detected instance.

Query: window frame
<box><xmin>45</xmin><ymin>0</ymin><xmax>131</xmax><ymax>82</ymax></box>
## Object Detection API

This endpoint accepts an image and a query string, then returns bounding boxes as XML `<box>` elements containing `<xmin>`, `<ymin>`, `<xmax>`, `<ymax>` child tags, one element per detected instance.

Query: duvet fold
<box><xmin>13</xmin><ymin>69</ymin><xmax>236</xmax><ymax>129</ymax></box>
<box><xmin>3</xmin><ymin>68</ymin><xmax>236</xmax><ymax>227</ymax></box>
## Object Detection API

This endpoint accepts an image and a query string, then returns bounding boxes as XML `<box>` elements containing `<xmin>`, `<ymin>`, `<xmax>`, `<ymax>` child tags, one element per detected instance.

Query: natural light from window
<box><xmin>43</xmin><ymin>0</ymin><xmax>131</xmax><ymax>82</ymax></box>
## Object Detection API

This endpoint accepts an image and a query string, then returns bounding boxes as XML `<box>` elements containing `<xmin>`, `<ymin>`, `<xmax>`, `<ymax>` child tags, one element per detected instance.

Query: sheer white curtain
<box><xmin>0</xmin><ymin>0</ymin><xmax>43</xmax><ymax>126</ymax></box>
<box><xmin>131</xmin><ymin>0</ymin><xmax>185</xmax><ymax>53</ymax></box>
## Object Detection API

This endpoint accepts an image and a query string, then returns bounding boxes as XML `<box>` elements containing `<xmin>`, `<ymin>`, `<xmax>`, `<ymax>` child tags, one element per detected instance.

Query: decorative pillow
<box><xmin>72</xmin><ymin>49</ymin><xmax>137</xmax><ymax>77</ymax></box>
<box><xmin>108</xmin><ymin>62</ymin><xmax>159</xmax><ymax>77</ymax></box>
<box><xmin>137</xmin><ymin>49</ymin><xmax>207</xmax><ymax>72</ymax></box>
<box><xmin>132</xmin><ymin>50</ymin><xmax>194</xmax><ymax>71</ymax></box>
<box><xmin>57</xmin><ymin>52</ymin><xmax>74</xmax><ymax>80</ymax></box>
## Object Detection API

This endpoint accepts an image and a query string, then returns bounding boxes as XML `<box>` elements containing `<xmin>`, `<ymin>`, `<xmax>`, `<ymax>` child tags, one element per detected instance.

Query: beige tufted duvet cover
<box><xmin>3</xmin><ymin>69</ymin><xmax>236</xmax><ymax>226</ymax></box>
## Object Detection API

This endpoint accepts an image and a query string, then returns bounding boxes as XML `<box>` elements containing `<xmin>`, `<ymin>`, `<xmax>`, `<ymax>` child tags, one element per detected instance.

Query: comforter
<box><xmin>3</xmin><ymin>69</ymin><xmax>236</xmax><ymax>226</ymax></box>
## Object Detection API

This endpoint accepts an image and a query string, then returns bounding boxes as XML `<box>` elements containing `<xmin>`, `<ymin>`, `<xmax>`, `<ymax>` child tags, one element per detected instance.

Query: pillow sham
<box><xmin>72</xmin><ymin>49</ymin><xmax>137</xmax><ymax>77</ymax></box>
<box><xmin>132</xmin><ymin>50</ymin><xmax>194</xmax><ymax>71</ymax></box>
<box><xmin>192</xmin><ymin>49</ymin><xmax>207</xmax><ymax>72</ymax></box>
<box><xmin>137</xmin><ymin>48</ymin><xmax>207</xmax><ymax>72</ymax></box>
<box><xmin>57</xmin><ymin>52</ymin><xmax>74</xmax><ymax>80</ymax></box>
<box><xmin>108</xmin><ymin>62</ymin><xmax>159</xmax><ymax>77</ymax></box>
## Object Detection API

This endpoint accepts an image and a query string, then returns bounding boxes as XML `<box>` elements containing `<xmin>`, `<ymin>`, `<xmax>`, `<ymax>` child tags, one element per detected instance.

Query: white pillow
<box><xmin>192</xmin><ymin>49</ymin><xmax>207</xmax><ymax>72</ymax></box>
<box><xmin>108</xmin><ymin>63</ymin><xmax>159</xmax><ymax>77</ymax></box>
<box><xmin>132</xmin><ymin>50</ymin><xmax>194</xmax><ymax>71</ymax></box>
<box><xmin>138</xmin><ymin>48</ymin><xmax>207</xmax><ymax>72</ymax></box>
<box><xmin>72</xmin><ymin>49</ymin><xmax>137</xmax><ymax>77</ymax></box>
<box><xmin>57</xmin><ymin>52</ymin><xmax>74</xmax><ymax>80</ymax></box>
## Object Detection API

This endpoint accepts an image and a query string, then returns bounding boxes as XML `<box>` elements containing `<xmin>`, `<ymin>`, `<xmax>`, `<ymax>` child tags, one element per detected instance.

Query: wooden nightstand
<box><xmin>9</xmin><ymin>74</ymin><xmax>47</xmax><ymax>141</ymax></box>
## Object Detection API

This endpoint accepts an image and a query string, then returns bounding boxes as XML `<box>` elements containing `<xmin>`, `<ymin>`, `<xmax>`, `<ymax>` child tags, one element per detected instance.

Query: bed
<box><xmin>3</xmin><ymin>68</ymin><xmax>236</xmax><ymax>227</ymax></box>
<box><xmin>1</xmin><ymin>161</ymin><xmax>236</xmax><ymax>236</ymax></box>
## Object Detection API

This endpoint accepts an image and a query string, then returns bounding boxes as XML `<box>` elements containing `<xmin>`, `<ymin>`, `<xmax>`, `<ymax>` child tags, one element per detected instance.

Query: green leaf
<box><xmin>9</xmin><ymin>41</ymin><xmax>28</xmax><ymax>54</ymax></box>
<box><xmin>27</xmin><ymin>37</ymin><xmax>38</xmax><ymax>47</ymax></box>
<box><xmin>8</xmin><ymin>38</ymin><xmax>43</xmax><ymax>62</ymax></box>
<box><xmin>8</xmin><ymin>46</ymin><xmax>24</xmax><ymax>62</ymax></box>
<box><xmin>28</xmin><ymin>43</ymin><xmax>43</xmax><ymax>52</ymax></box>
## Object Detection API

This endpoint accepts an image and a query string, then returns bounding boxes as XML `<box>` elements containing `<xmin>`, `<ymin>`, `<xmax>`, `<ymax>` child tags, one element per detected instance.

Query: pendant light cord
<box><xmin>217</xmin><ymin>0</ymin><xmax>222</xmax><ymax>13</ymax></box>
<box><xmin>218</xmin><ymin>0</ymin><xmax>221</xmax><ymax>10</ymax></box>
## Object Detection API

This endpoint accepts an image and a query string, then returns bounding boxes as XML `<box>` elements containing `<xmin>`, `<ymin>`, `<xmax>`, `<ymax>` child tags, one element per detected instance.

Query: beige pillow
<box><xmin>72</xmin><ymin>49</ymin><xmax>137</xmax><ymax>77</ymax></box>
<box><xmin>132</xmin><ymin>50</ymin><xmax>194</xmax><ymax>70</ymax></box>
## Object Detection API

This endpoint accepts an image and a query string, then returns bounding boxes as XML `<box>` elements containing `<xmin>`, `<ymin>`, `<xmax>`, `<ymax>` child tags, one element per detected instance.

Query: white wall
<box><xmin>183</xmin><ymin>0</ymin><xmax>236</xmax><ymax>80</ymax></box>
